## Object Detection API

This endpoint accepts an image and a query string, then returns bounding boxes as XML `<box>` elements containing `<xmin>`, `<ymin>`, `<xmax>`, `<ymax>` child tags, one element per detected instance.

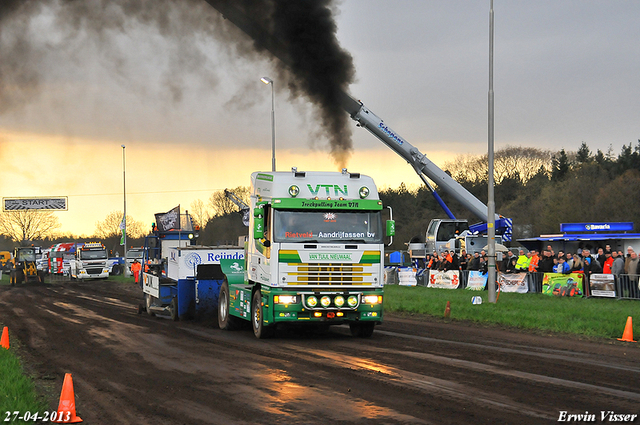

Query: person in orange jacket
<box><xmin>528</xmin><ymin>249</ymin><xmax>540</xmax><ymax>272</ymax></box>
<box><xmin>131</xmin><ymin>259</ymin><xmax>142</xmax><ymax>284</ymax></box>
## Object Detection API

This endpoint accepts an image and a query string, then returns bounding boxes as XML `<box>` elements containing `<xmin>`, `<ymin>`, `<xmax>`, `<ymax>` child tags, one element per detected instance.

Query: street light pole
<box><xmin>121</xmin><ymin>144</ymin><xmax>127</xmax><ymax>259</ymax></box>
<box><xmin>487</xmin><ymin>0</ymin><xmax>497</xmax><ymax>303</ymax></box>
<box><xmin>261</xmin><ymin>77</ymin><xmax>276</xmax><ymax>172</ymax></box>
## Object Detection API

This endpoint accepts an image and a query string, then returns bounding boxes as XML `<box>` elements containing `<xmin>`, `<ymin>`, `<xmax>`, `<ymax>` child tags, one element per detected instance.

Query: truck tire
<box><xmin>169</xmin><ymin>297</ymin><xmax>179</xmax><ymax>321</ymax></box>
<box><xmin>145</xmin><ymin>293</ymin><xmax>156</xmax><ymax>317</ymax></box>
<box><xmin>111</xmin><ymin>265</ymin><xmax>122</xmax><ymax>276</ymax></box>
<box><xmin>252</xmin><ymin>289</ymin><xmax>274</xmax><ymax>339</ymax></box>
<box><xmin>218</xmin><ymin>281</ymin><xmax>241</xmax><ymax>330</ymax></box>
<box><xmin>350</xmin><ymin>322</ymin><xmax>375</xmax><ymax>338</ymax></box>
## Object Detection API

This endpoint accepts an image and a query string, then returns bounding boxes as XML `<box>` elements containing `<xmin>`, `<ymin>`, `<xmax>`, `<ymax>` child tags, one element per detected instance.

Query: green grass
<box><xmin>0</xmin><ymin>345</ymin><xmax>48</xmax><ymax>425</ymax></box>
<box><xmin>384</xmin><ymin>285</ymin><xmax>640</xmax><ymax>340</ymax></box>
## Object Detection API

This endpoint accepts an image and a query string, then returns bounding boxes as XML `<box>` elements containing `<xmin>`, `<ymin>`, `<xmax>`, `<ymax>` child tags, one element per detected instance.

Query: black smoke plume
<box><xmin>0</xmin><ymin>0</ymin><xmax>356</xmax><ymax>165</ymax></box>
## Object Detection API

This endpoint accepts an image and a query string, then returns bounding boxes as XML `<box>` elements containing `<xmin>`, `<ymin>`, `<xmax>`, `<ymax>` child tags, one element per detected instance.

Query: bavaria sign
<box><xmin>3</xmin><ymin>197</ymin><xmax>68</xmax><ymax>211</ymax></box>
<box><xmin>560</xmin><ymin>222</ymin><xmax>634</xmax><ymax>232</ymax></box>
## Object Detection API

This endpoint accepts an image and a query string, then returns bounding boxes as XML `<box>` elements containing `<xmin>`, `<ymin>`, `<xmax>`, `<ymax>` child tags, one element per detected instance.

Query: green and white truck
<box><xmin>218</xmin><ymin>168</ymin><xmax>394</xmax><ymax>338</ymax></box>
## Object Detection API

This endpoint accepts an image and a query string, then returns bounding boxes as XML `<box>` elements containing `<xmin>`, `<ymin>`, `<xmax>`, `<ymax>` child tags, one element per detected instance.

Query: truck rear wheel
<box><xmin>252</xmin><ymin>289</ymin><xmax>274</xmax><ymax>339</ymax></box>
<box><xmin>169</xmin><ymin>297</ymin><xmax>179</xmax><ymax>321</ymax></box>
<box><xmin>218</xmin><ymin>281</ymin><xmax>241</xmax><ymax>330</ymax></box>
<box><xmin>350</xmin><ymin>322</ymin><xmax>375</xmax><ymax>338</ymax></box>
<box><xmin>145</xmin><ymin>293</ymin><xmax>156</xmax><ymax>317</ymax></box>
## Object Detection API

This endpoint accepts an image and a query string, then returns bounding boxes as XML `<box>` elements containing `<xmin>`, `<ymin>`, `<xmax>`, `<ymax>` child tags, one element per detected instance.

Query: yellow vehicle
<box><xmin>0</xmin><ymin>251</ymin><xmax>11</xmax><ymax>271</ymax></box>
<box><xmin>10</xmin><ymin>247</ymin><xmax>43</xmax><ymax>285</ymax></box>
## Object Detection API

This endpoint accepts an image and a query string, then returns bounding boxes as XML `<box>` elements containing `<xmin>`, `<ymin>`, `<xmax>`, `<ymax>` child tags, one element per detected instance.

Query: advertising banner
<box><xmin>589</xmin><ymin>274</ymin><xmax>616</xmax><ymax>298</ymax></box>
<box><xmin>427</xmin><ymin>270</ymin><xmax>460</xmax><ymax>289</ymax></box>
<box><xmin>466</xmin><ymin>271</ymin><xmax>488</xmax><ymax>291</ymax></box>
<box><xmin>541</xmin><ymin>272</ymin><xmax>584</xmax><ymax>297</ymax></box>
<box><xmin>498</xmin><ymin>272</ymin><xmax>529</xmax><ymax>293</ymax></box>
<box><xmin>398</xmin><ymin>267</ymin><xmax>417</xmax><ymax>286</ymax></box>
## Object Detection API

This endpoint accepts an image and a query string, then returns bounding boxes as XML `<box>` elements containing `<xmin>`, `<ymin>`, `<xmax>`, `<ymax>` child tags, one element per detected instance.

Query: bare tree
<box><xmin>444</xmin><ymin>146</ymin><xmax>554</xmax><ymax>185</ymax></box>
<box><xmin>0</xmin><ymin>210</ymin><xmax>61</xmax><ymax>243</ymax></box>
<box><xmin>95</xmin><ymin>211</ymin><xmax>146</xmax><ymax>239</ymax></box>
<box><xmin>189</xmin><ymin>199</ymin><xmax>212</xmax><ymax>229</ymax></box>
<box><xmin>208</xmin><ymin>186</ymin><xmax>250</xmax><ymax>218</ymax></box>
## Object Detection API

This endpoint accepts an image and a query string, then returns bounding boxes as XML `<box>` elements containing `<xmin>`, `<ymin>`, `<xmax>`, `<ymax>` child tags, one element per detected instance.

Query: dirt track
<box><xmin>1</xmin><ymin>279</ymin><xmax>639</xmax><ymax>424</ymax></box>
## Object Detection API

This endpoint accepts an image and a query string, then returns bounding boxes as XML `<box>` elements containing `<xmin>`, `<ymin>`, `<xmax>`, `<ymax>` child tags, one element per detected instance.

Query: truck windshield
<box><xmin>80</xmin><ymin>250</ymin><xmax>107</xmax><ymax>260</ymax></box>
<box><xmin>17</xmin><ymin>249</ymin><xmax>36</xmax><ymax>262</ymax></box>
<box><xmin>126</xmin><ymin>250</ymin><xmax>144</xmax><ymax>259</ymax></box>
<box><xmin>273</xmin><ymin>210</ymin><xmax>383</xmax><ymax>244</ymax></box>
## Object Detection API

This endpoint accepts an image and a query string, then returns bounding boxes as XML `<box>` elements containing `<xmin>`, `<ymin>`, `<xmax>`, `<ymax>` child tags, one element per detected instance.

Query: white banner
<box><xmin>398</xmin><ymin>267</ymin><xmax>417</xmax><ymax>286</ymax></box>
<box><xmin>589</xmin><ymin>273</ymin><xmax>616</xmax><ymax>298</ymax></box>
<box><xmin>466</xmin><ymin>271</ymin><xmax>488</xmax><ymax>291</ymax></box>
<box><xmin>427</xmin><ymin>270</ymin><xmax>460</xmax><ymax>289</ymax></box>
<box><xmin>498</xmin><ymin>272</ymin><xmax>529</xmax><ymax>293</ymax></box>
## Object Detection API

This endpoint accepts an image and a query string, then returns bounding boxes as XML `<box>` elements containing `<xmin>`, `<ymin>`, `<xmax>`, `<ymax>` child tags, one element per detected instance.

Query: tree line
<box><xmin>1</xmin><ymin>140</ymin><xmax>639</xmax><ymax>253</ymax></box>
<box><xmin>381</xmin><ymin>140</ymin><xmax>640</xmax><ymax>250</ymax></box>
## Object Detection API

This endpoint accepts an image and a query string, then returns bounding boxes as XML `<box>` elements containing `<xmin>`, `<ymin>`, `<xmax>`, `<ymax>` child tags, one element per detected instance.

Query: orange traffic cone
<box><xmin>444</xmin><ymin>301</ymin><xmax>451</xmax><ymax>318</ymax></box>
<box><xmin>53</xmin><ymin>373</ymin><xmax>83</xmax><ymax>423</ymax></box>
<box><xmin>617</xmin><ymin>316</ymin><xmax>636</xmax><ymax>342</ymax></box>
<box><xmin>1</xmin><ymin>327</ymin><xmax>8</xmax><ymax>349</ymax></box>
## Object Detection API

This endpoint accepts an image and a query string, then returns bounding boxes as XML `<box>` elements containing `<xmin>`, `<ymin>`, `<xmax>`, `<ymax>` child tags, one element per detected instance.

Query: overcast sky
<box><xmin>1</xmin><ymin>0</ymin><xmax>638</xmax><ymax>237</ymax></box>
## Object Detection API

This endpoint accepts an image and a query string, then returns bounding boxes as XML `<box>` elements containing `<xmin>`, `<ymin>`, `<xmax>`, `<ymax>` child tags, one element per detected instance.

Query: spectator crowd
<box><xmin>420</xmin><ymin>245</ymin><xmax>640</xmax><ymax>277</ymax></box>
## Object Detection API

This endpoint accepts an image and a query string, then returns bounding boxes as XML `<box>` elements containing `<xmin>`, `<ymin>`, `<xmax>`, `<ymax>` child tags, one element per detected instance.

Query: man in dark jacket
<box><xmin>538</xmin><ymin>249</ymin><xmax>555</xmax><ymax>273</ymax></box>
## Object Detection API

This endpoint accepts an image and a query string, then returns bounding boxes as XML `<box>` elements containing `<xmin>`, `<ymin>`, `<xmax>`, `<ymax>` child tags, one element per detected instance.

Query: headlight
<box><xmin>289</xmin><ymin>185</ymin><xmax>299</xmax><ymax>197</ymax></box>
<box><xmin>359</xmin><ymin>186</ymin><xmax>370</xmax><ymax>198</ymax></box>
<box><xmin>334</xmin><ymin>295</ymin><xmax>345</xmax><ymax>307</ymax></box>
<box><xmin>320</xmin><ymin>296</ymin><xmax>331</xmax><ymax>307</ymax></box>
<box><xmin>363</xmin><ymin>295</ymin><xmax>382</xmax><ymax>305</ymax></box>
<box><xmin>275</xmin><ymin>295</ymin><xmax>298</xmax><ymax>304</ymax></box>
<box><xmin>306</xmin><ymin>296</ymin><xmax>318</xmax><ymax>308</ymax></box>
<box><xmin>347</xmin><ymin>295</ymin><xmax>359</xmax><ymax>307</ymax></box>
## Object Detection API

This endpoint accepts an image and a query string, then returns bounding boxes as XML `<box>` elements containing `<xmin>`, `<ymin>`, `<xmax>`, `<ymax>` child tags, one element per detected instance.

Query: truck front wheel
<box><xmin>218</xmin><ymin>281</ymin><xmax>241</xmax><ymax>330</ymax></box>
<box><xmin>252</xmin><ymin>289</ymin><xmax>274</xmax><ymax>339</ymax></box>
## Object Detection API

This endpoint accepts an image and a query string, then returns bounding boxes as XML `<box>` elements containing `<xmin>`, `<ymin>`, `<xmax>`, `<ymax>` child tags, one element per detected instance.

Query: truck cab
<box><xmin>70</xmin><ymin>242</ymin><xmax>109</xmax><ymax>279</ymax></box>
<box><xmin>124</xmin><ymin>247</ymin><xmax>146</xmax><ymax>277</ymax></box>
<box><xmin>219</xmin><ymin>169</ymin><xmax>394</xmax><ymax>339</ymax></box>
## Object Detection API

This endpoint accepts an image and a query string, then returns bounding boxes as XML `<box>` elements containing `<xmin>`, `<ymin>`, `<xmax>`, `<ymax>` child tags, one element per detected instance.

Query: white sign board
<box><xmin>3</xmin><ymin>197</ymin><xmax>68</xmax><ymax>211</ymax></box>
<box><xmin>167</xmin><ymin>247</ymin><xmax>244</xmax><ymax>281</ymax></box>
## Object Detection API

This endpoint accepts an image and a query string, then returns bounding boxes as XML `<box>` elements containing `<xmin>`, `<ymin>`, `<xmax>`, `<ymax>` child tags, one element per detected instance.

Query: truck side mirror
<box><xmin>254</xmin><ymin>216</ymin><xmax>264</xmax><ymax>240</ymax></box>
<box><xmin>386</xmin><ymin>220</ymin><xmax>396</xmax><ymax>237</ymax></box>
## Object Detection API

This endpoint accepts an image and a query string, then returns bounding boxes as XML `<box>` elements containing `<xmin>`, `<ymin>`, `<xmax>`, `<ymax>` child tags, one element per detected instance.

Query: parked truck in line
<box><xmin>124</xmin><ymin>247</ymin><xmax>146</xmax><ymax>277</ymax></box>
<box><xmin>69</xmin><ymin>242</ymin><xmax>109</xmax><ymax>280</ymax></box>
<box><xmin>217</xmin><ymin>169</ymin><xmax>395</xmax><ymax>339</ymax></box>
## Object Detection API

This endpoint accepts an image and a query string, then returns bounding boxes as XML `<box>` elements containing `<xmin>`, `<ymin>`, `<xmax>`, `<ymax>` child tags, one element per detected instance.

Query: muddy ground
<box><xmin>1</xmin><ymin>279</ymin><xmax>638</xmax><ymax>424</ymax></box>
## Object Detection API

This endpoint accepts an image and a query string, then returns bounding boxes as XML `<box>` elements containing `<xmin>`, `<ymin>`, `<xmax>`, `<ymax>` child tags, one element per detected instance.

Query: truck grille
<box><xmin>282</xmin><ymin>263</ymin><xmax>375</xmax><ymax>286</ymax></box>
<box><xmin>86</xmin><ymin>268</ymin><xmax>104</xmax><ymax>275</ymax></box>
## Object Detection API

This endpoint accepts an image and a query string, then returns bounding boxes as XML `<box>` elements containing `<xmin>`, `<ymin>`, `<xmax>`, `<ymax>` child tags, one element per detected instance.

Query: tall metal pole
<box><xmin>122</xmin><ymin>145</ymin><xmax>127</xmax><ymax>258</ymax></box>
<box><xmin>261</xmin><ymin>77</ymin><xmax>276</xmax><ymax>172</ymax></box>
<box><xmin>487</xmin><ymin>0</ymin><xmax>497</xmax><ymax>303</ymax></box>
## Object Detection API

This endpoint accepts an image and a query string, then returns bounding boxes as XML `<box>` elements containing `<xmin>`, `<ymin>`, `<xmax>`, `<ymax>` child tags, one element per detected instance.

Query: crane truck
<box><xmin>338</xmin><ymin>93</ymin><xmax>512</xmax><ymax>257</ymax></box>
<box><xmin>218</xmin><ymin>169</ymin><xmax>395</xmax><ymax>338</ymax></box>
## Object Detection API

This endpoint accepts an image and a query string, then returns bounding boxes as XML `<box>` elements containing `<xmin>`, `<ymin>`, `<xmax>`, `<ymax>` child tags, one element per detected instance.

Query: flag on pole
<box><xmin>119</xmin><ymin>216</ymin><xmax>126</xmax><ymax>245</ymax></box>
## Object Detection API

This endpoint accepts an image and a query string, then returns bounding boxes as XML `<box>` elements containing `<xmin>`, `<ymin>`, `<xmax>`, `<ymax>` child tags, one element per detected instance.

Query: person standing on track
<box><xmin>131</xmin><ymin>259</ymin><xmax>142</xmax><ymax>285</ymax></box>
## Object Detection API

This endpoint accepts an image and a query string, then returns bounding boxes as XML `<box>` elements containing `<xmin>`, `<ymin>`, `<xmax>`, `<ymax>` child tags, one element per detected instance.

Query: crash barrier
<box><xmin>384</xmin><ymin>267</ymin><xmax>640</xmax><ymax>300</ymax></box>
